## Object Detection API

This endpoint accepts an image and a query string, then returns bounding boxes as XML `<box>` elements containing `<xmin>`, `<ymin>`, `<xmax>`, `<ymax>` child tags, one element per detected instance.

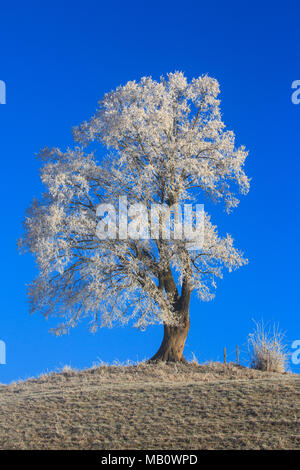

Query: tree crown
<box><xmin>20</xmin><ymin>72</ymin><xmax>249</xmax><ymax>333</ymax></box>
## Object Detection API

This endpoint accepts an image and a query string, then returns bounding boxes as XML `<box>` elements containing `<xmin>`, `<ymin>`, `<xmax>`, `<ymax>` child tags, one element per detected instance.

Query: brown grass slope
<box><xmin>0</xmin><ymin>362</ymin><xmax>299</xmax><ymax>450</ymax></box>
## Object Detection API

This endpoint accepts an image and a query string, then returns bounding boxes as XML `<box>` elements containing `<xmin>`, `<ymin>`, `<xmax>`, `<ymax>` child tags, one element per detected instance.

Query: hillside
<box><xmin>0</xmin><ymin>362</ymin><xmax>299</xmax><ymax>450</ymax></box>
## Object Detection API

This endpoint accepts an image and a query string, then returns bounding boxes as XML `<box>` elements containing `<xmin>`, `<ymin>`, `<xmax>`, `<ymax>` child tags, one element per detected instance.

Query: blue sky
<box><xmin>0</xmin><ymin>0</ymin><xmax>299</xmax><ymax>383</ymax></box>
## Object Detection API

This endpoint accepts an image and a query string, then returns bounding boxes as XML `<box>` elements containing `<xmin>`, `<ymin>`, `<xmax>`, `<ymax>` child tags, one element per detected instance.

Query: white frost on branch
<box><xmin>19</xmin><ymin>72</ymin><xmax>249</xmax><ymax>334</ymax></box>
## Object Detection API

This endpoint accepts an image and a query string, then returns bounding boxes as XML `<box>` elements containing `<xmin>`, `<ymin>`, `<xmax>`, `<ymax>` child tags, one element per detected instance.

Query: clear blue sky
<box><xmin>0</xmin><ymin>0</ymin><xmax>299</xmax><ymax>383</ymax></box>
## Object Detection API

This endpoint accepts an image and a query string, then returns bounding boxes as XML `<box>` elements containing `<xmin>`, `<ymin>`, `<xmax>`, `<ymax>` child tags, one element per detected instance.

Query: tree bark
<box><xmin>150</xmin><ymin>255</ymin><xmax>192</xmax><ymax>362</ymax></box>
<box><xmin>149</xmin><ymin>318</ymin><xmax>190</xmax><ymax>362</ymax></box>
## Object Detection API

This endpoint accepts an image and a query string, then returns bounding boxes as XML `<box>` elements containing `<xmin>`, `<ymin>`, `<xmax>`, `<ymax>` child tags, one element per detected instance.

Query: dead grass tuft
<box><xmin>248</xmin><ymin>320</ymin><xmax>288</xmax><ymax>373</ymax></box>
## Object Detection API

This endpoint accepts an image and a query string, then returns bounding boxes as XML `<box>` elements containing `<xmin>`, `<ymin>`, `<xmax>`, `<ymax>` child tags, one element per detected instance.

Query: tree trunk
<box><xmin>150</xmin><ymin>259</ymin><xmax>192</xmax><ymax>362</ymax></box>
<box><xmin>149</xmin><ymin>312</ymin><xmax>190</xmax><ymax>362</ymax></box>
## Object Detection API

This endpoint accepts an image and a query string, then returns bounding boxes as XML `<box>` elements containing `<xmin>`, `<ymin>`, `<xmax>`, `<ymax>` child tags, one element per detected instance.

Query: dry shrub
<box><xmin>248</xmin><ymin>320</ymin><xmax>287</xmax><ymax>373</ymax></box>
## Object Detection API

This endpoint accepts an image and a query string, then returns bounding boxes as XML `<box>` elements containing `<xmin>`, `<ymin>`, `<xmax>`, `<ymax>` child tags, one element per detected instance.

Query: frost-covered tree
<box><xmin>20</xmin><ymin>72</ymin><xmax>249</xmax><ymax>361</ymax></box>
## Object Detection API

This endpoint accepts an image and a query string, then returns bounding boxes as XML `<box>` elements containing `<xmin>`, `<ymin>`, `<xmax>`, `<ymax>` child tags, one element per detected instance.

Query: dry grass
<box><xmin>0</xmin><ymin>361</ymin><xmax>299</xmax><ymax>450</ymax></box>
<box><xmin>248</xmin><ymin>321</ymin><xmax>288</xmax><ymax>372</ymax></box>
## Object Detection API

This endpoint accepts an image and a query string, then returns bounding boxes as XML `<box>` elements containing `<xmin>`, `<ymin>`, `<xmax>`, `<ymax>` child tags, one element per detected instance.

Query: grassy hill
<box><xmin>0</xmin><ymin>362</ymin><xmax>299</xmax><ymax>450</ymax></box>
